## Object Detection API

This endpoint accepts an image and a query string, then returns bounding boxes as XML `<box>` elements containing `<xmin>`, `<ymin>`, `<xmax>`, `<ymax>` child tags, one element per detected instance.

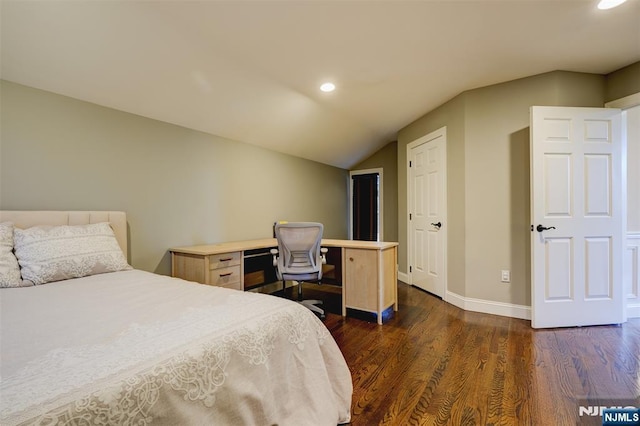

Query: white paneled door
<box><xmin>408</xmin><ymin>127</ymin><xmax>447</xmax><ymax>297</ymax></box>
<box><xmin>530</xmin><ymin>106</ymin><xmax>625</xmax><ymax>328</ymax></box>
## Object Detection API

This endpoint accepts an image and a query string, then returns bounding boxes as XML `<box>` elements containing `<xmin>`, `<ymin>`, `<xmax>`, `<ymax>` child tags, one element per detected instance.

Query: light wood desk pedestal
<box><xmin>170</xmin><ymin>238</ymin><xmax>398</xmax><ymax>325</ymax></box>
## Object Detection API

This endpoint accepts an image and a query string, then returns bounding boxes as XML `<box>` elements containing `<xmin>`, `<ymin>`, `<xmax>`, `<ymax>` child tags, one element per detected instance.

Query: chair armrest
<box><xmin>320</xmin><ymin>247</ymin><xmax>328</xmax><ymax>264</ymax></box>
<box><xmin>270</xmin><ymin>248</ymin><xmax>279</xmax><ymax>266</ymax></box>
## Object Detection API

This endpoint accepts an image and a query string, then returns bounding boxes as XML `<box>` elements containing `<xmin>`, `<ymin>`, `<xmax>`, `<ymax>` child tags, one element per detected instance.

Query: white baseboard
<box><xmin>443</xmin><ymin>292</ymin><xmax>638</xmax><ymax>321</ymax></box>
<box><xmin>399</xmin><ymin>275</ymin><xmax>530</xmax><ymax>320</ymax></box>
<box><xmin>400</xmin><ymin>278</ymin><xmax>636</xmax><ymax>321</ymax></box>
<box><xmin>445</xmin><ymin>291</ymin><xmax>531</xmax><ymax>320</ymax></box>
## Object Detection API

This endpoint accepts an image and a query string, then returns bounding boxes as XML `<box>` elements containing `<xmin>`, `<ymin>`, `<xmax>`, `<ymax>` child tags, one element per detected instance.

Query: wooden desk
<box><xmin>170</xmin><ymin>238</ymin><xmax>398</xmax><ymax>324</ymax></box>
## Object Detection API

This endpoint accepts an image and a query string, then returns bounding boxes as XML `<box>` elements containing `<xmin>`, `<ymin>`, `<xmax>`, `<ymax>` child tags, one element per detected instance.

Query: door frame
<box><xmin>606</xmin><ymin>92</ymin><xmax>640</xmax><ymax>318</ymax></box>
<box><xmin>407</xmin><ymin>126</ymin><xmax>448</xmax><ymax>298</ymax></box>
<box><xmin>349</xmin><ymin>168</ymin><xmax>383</xmax><ymax>241</ymax></box>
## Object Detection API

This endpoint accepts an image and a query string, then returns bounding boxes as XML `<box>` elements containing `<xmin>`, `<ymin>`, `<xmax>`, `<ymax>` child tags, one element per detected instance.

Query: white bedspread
<box><xmin>0</xmin><ymin>270</ymin><xmax>352</xmax><ymax>425</ymax></box>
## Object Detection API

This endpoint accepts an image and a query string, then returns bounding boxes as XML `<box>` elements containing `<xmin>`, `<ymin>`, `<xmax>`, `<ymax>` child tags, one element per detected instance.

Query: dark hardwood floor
<box><xmin>293</xmin><ymin>282</ymin><xmax>640</xmax><ymax>425</ymax></box>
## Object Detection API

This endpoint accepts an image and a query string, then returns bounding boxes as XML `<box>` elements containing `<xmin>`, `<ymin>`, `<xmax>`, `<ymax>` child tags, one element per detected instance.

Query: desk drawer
<box><xmin>208</xmin><ymin>265</ymin><xmax>241</xmax><ymax>289</ymax></box>
<box><xmin>209</xmin><ymin>252</ymin><xmax>241</xmax><ymax>269</ymax></box>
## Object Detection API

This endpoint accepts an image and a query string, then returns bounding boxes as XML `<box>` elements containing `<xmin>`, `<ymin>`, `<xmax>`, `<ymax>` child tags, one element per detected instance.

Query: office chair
<box><xmin>271</xmin><ymin>222</ymin><xmax>328</xmax><ymax>318</ymax></box>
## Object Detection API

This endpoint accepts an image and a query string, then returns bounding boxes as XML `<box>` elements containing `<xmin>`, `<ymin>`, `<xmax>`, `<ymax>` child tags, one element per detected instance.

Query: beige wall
<box><xmin>605</xmin><ymin>61</ymin><xmax>640</xmax><ymax>103</ymax></box>
<box><xmin>351</xmin><ymin>141</ymin><xmax>398</xmax><ymax>243</ymax></box>
<box><xmin>3</xmin><ymin>61</ymin><xmax>636</xmax><ymax>303</ymax></box>
<box><xmin>465</xmin><ymin>71</ymin><xmax>604</xmax><ymax>305</ymax></box>
<box><xmin>397</xmin><ymin>95</ymin><xmax>467</xmax><ymax>294</ymax></box>
<box><xmin>0</xmin><ymin>81</ymin><xmax>349</xmax><ymax>275</ymax></box>
<box><xmin>397</xmin><ymin>71</ymin><xmax>607</xmax><ymax>306</ymax></box>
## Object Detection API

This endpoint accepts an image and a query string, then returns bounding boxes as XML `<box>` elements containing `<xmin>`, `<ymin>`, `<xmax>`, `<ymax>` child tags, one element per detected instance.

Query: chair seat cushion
<box><xmin>281</xmin><ymin>272</ymin><xmax>321</xmax><ymax>282</ymax></box>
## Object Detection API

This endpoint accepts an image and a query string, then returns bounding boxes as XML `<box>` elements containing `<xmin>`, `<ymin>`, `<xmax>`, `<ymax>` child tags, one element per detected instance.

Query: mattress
<box><xmin>0</xmin><ymin>269</ymin><xmax>352</xmax><ymax>425</ymax></box>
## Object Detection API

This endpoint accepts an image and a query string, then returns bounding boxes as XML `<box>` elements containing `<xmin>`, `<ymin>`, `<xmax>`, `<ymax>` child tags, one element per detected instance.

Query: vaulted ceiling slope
<box><xmin>1</xmin><ymin>0</ymin><xmax>638</xmax><ymax>169</ymax></box>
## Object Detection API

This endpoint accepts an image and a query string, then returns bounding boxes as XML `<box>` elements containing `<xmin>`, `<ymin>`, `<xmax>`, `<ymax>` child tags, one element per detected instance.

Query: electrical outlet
<box><xmin>501</xmin><ymin>270</ymin><xmax>511</xmax><ymax>283</ymax></box>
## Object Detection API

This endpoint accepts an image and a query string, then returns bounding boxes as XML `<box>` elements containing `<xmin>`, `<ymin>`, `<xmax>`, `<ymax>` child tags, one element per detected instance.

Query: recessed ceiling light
<box><xmin>597</xmin><ymin>0</ymin><xmax>627</xmax><ymax>9</ymax></box>
<box><xmin>320</xmin><ymin>82</ymin><xmax>336</xmax><ymax>92</ymax></box>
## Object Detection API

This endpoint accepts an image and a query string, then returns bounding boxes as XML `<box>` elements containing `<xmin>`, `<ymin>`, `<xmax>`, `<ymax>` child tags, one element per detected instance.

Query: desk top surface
<box><xmin>170</xmin><ymin>238</ymin><xmax>398</xmax><ymax>256</ymax></box>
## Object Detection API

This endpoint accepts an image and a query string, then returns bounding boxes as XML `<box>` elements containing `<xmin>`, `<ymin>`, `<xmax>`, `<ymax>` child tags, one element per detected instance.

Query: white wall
<box><xmin>623</xmin><ymin>103</ymin><xmax>640</xmax><ymax>317</ymax></box>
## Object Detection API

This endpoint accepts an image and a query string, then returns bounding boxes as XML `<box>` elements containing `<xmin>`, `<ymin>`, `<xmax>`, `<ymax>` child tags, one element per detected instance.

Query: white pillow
<box><xmin>0</xmin><ymin>222</ymin><xmax>25</xmax><ymax>288</ymax></box>
<box><xmin>14</xmin><ymin>222</ymin><xmax>131</xmax><ymax>285</ymax></box>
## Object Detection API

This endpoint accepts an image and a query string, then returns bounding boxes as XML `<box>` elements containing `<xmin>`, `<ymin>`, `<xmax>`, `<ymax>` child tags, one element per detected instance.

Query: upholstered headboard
<box><xmin>0</xmin><ymin>211</ymin><xmax>128</xmax><ymax>257</ymax></box>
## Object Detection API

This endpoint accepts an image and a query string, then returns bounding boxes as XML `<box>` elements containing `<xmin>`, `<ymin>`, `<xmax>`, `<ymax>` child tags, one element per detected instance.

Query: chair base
<box><xmin>300</xmin><ymin>299</ymin><xmax>325</xmax><ymax>319</ymax></box>
<box><xmin>281</xmin><ymin>280</ymin><xmax>325</xmax><ymax>319</ymax></box>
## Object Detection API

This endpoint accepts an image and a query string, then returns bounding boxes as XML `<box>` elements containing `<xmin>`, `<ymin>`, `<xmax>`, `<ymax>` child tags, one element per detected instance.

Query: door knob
<box><xmin>431</xmin><ymin>222</ymin><xmax>442</xmax><ymax>229</ymax></box>
<box><xmin>536</xmin><ymin>224</ymin><xmax>556</xmax><ymax>232</ymax></box>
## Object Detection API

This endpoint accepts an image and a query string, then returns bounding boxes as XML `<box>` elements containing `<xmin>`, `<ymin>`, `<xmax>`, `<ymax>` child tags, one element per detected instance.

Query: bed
<box><xmin>0</xmin><ymin>211</ymin><xmax>352</xmax><ymax>425</ymax></box>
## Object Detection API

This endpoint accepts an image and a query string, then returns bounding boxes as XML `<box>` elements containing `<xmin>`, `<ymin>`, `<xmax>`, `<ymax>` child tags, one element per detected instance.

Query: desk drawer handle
<box><xmin>219</xmin><ymin>272</ymin><xmax>233</xmax><ymax>277</ymax></box>
<box><xmin>349</xmin><ymin>257</ymin><xmax>354</xmax><ymax>262</ymax></box>
<box><xmin>219</xmin><ymin>257</ymin><xmax>234</xmax><ymax>262</ymax></box>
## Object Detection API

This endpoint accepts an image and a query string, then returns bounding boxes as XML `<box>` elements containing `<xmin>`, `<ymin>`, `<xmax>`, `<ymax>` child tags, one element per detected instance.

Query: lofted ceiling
<box><xmin>1</xmin><ymin>0</ymin><xmax>639</xmax><ymax>169</ymax></box>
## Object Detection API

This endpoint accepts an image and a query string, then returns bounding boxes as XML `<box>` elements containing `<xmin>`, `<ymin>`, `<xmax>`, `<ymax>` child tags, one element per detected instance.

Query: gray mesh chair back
<box><xmin>272</xmin><ymin>222</ymin><xmax>326</xmax><ymax>317</ymax></box>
